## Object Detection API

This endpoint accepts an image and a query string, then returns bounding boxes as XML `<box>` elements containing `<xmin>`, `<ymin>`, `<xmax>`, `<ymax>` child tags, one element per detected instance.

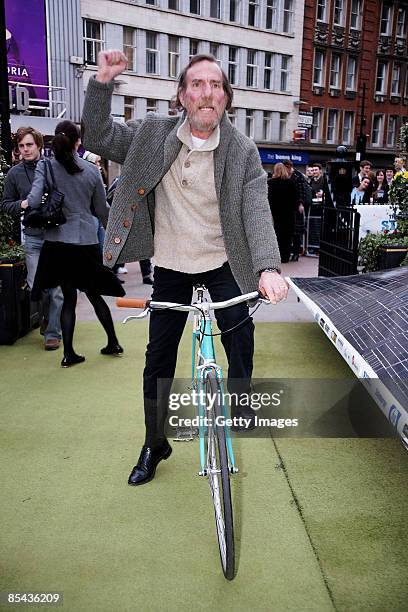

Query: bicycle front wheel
<box><xmin>206</xmin><ymin>372</ymin><xmax>235</xmax><ymax>580</ymax></box>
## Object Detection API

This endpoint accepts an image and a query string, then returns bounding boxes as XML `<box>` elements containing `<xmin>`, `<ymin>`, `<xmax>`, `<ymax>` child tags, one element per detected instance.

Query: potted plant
<box><xmin>358</xmin><ymin>123</ymin><xmax>408</xmax><ymax>272</ymax></box>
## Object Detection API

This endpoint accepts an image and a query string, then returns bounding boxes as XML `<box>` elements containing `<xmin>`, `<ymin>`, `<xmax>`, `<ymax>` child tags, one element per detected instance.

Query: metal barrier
<box><xmin>304</xmin><ymin>200</ymin><xmax>323</xmax><ymax>255</ymax></box>
<box><xmin>318</xmin><ymin>206</ymin><xmax>361</xmax><ymax>277</ymax></box>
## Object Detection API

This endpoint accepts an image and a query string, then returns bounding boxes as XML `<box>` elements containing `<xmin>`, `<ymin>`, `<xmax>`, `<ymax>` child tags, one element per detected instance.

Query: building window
<box><xmin>168</xmin><ymin>0</ymin><xmax>179</xmax><ymax>9</ymax></box>
<box><xmin>263</xmin><ymin>111</ymin><xmax>272</xmax><ymax>140</ymax></box>
<box><xmin>350</xmin><ymin>0</ymin><xmax>361</xmax><ymax>29</ymax></box>
<box><xmin>313</xmin><ymin>50</ymin><xmax>325</xmax><ymax>86</ymax></box>
<box><xmin>396</xmin><ymin>8</ymin><xmax>407</xmax><ymax>38</ymax></box>
<box><xmin>342</xmin><ymin>111</ymin><xmax>354</xmax><ymax>144</ymax></box>
<box><xmin>310</xmin><ymin>108</ymin><xmax>322</xmax><ymax>142</ymax></box>
<box><xmin>246</xmin><ymin>50</ymin><xmax>258</xmax><ymax>87</ymax></box>
<box><xmin>266</xmin><ymin>0</ymin><xmax>277</xmax><ymax>30</ymax></box>
<box><xmin>210</xmin><ymin>0</ymin><xmax>221</xmax><ymax>18</ymax></box>
<box><xmin>146</xmin><ymin>98</ymin><xmax>158</xmax><ymax>113</ymax></box>
<box><xmin>346</xmin><ymin>56</ymin><xmax>357</xmax><ymax>90</ymax></box>
<box><xmin>124</xmin><ymin>96</ymin><xmax>135</xmax><ymax>122</ymax></box>
<box><xmin>279</xmin><ymin>112</ymin><xmax>288</xmax><ymax>141</ymax></box>
<box><xmin>327</xmin><ymin>109</ymin><xmax>338</xmax><ymax>143</ymax></box>
<box><xmin>145</xmin><ymin>0</ymin><xmax>156</xmax><ymax>4</ymax></box>
<box><xmin>387</xmin><ymin>116</ymin><xmax>398</xmax><ymax>146</ymax></box>
<box><xmin>229</xmin><ymin>0</ymin><xmax>241</xmax><ymax>22</ymax></box>
<box><xmin>245</xmin><ymin>109</ymin><xmax>254</xmax><ymax>138</ymax></box>
<box><xmin>248</xmin><ymin>0</ymin><xmax>258</xmax><ymax>27</ymax></box>
<box><xmin>123</xmin><ymin>27</ymin><xmax>136</xmax><ymax>72</ymax></box>
<box><xmin>283</xmin><ymin>0</ymin><xmax>294</xmax><ymax>33</ymax></box>
<box><xmin>210</xmin><ymin>43</ymin><xmax>221</xmax><ymax>65</ymax></box>
<box><xmin>371</xmin><ymin>114</ymin><xmax>384</xmax><ymax>146</ymax></box>
<box><xmin>168</xmin><ymin>36</ymin><xmax>179</xmax><ymax>78</ymax></box>
<box><xmin>190</xmin><ymin>0</ymin><xmax>200</xmax><ymax>14</ymax></box>
<box><xmin>189</xmin><ymin>39</ymin><xmax>199</xmax><ymax>59</ymax></box>
<box><xmin>83</xmin><ymin>20</ymin><xmax>103</xmax><ymax>65</ymax></box>
<box><xmin>375</xmin><ymin>61</ymin><xmax>388</xmax><ymax>94</ymax></box>
<box><xmin>228</xmin><ymin>47</ymin><xmax>239</xmax><ymax>85</ymax></box>
<box><xmin>391</xmin><ymin>64</ymin><xmax>401</xmax><ymax>95</ymax></box>
<box><xmin>333</xmin><ymin>0</ymin><xmax>344</xmax><ymax>26</ymax></box>
<box><xmin>228</xmin><ymin>107</ymin><xmax>237</xmax><ymax>126</ymax></box>
<box><xmin>168</xmin><ymin>101</ymin><xmax>178</xmax><ymax>116</ymax></box>
<box><xmin>329</xmin><ymin>54</ymin><xmax>341</xmax><ymax>88</ymax></box>
<box><xmin>380</xmin><ymin>4</ymin><xmax>392</xmax><ymax>35</ymax></box>
<box><xmin>316</xmin><ymin>0</ymin><xmax>327</xmax><ymax>22</ymax></box>
<box><xmin>146</xmin><ymin>31</ymin><xmax>159</xmax><ymax>75</ymax></box>
<box><xmin>280</xmin><ymin>55</ymin><xmax>290</xmax><ymax>91</ymax></box>
<box><xmin>264</xmin><ymin>52</ymin><xmax>274</xmax><ymax>89</ymax></box>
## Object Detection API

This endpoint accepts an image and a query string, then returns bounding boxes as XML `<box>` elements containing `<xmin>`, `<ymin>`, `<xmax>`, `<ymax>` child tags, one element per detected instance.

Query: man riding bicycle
<box><xmin>82</xmin><ymin>50</ymin><xmax>288</xmax><ymax>486</ymax></box>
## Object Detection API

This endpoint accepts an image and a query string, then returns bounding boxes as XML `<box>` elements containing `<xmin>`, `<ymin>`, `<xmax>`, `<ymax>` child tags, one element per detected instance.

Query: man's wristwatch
<box><xmin>259</xmin><ymin>268</ymin><xmax>280</xmax><ymax>276</ymax></box>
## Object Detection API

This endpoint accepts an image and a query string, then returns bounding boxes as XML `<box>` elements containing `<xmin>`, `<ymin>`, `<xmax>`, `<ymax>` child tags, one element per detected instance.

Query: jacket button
<box><xmin>123</xmin><ymin>219</ymin><xmax>130</xmax><ymax>228</ymax></box>
<box><xmin>181</xmin><ymin>179</ymin><xmax>187</xmax><ymax>186</ymax></box>
<box><xmin>105</xmin><ymin>252</ymin><xmax>113</xmax><ymax>261</ymax></box>
<box><xmin>137</xmin><ymin>188</ymin><xmax>145</xmax><ymax>195</ymax></box>
<box><xmin>185</xmin><ymin>161</ymin><xmax>191</xmax><ymax>168</ymax></box>
<box><xmin>114</xmin><ymin>237</ymin><xmax>121</xmax><ymax>244</ymax></box>
<box><xmin>131</xmin><ymin>204</ymin><xmax>137</xmax><ymax>212</ymax></box>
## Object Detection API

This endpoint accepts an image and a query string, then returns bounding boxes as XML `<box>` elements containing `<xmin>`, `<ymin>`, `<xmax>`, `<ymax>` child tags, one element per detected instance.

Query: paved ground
<box><xmin>77</xmin><ymin>255</ymin><xmax>319</xmax><ymax>323</ymax></box>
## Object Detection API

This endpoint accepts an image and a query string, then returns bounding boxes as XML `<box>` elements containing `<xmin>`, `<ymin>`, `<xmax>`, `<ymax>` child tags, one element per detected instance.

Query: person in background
<box><xmin>283</xmin><ymin>159</ymin><xmax>310</xmax><ymax>261</ymax></box>
<box><xmin>385</xmin><ymin>167</ymin><xmax>394</xmax><ymax>187</ymax></box>
<box><xmin>1</xmin><ymin>127</ymin><xmax>63</xmax><ymax>351</ymax></box>
<box><xmin>372</xmin><ymin>169</ymin><xmax>389</xmax><ymax>203</ymax></box>
<box><xmin>350</xmin><ymin>177</ymin><xmax>372</xmax><ymax>205</ymax></box>
<box><xmin>267</xmin><ymin>163</ymin><xmax>298</xmax><ymax>263</ymax></box>
<box><xmin>352</xmin><ymin>160</ymin><xmax>372</xmax><ymax>186</ymax></box>
<box><xmin>26</xmin><ymin>120</ymin><xmax>125</xmax><ymax>368</ymax></box>
<box><xmin>394</xmin><ymin>157</ymin><xmax>407</xmax><ymax>173</ymax></box>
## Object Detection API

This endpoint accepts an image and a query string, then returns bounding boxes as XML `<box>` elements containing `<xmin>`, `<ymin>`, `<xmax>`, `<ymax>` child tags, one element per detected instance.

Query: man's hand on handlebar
<box><xmin>258</xmin><ymin>270</ymin><xmax>289</xmax><ymax>305</ymax></box>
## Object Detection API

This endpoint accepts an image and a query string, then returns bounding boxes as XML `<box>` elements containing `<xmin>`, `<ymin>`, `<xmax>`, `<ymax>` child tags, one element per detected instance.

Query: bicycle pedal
<box><xmin>172</xmin><ymin>426</ymin><xmax>199</xmax><ymax>442</ymax></box>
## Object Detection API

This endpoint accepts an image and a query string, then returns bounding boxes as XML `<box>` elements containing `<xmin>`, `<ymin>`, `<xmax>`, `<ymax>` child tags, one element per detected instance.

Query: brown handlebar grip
<box><xmin>116</xmin><ymin>297</ymin><xmax>149</xmax><ymax>309</ymax></box>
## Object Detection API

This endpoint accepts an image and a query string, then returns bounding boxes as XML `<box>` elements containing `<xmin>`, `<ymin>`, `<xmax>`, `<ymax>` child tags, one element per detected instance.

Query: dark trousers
<box><xmin>143</xmin><ymin>262</ymin><xmax>254</xmax><ymax>446</ymax></box>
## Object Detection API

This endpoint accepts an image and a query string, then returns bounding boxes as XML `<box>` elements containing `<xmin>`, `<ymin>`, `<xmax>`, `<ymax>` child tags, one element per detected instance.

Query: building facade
<box><xmin>80</xmin><ymin>0</ymin><xmax>306</xmax><ymax>168</ymax></box>
<box><xmin>299</xmin><ymin>0</ymin><xmax>408</xmax><ymax>167</ymax></box>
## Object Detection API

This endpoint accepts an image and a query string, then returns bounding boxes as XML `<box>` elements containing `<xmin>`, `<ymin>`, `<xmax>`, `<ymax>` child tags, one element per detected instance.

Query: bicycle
<box><xmin>117</xmin><ymin>287</ymin><xmax>266</xmax><ymax>580</ymax></box>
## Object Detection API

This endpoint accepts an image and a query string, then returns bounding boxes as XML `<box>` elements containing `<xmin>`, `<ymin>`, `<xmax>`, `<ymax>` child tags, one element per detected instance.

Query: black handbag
<box><xmin>23</xmin><ymin>159</ymin><xmax>66</xmax><ymax>229</ymax></box>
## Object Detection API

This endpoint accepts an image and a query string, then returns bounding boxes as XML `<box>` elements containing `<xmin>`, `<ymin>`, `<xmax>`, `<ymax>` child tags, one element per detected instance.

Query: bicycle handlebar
<box><xmin>116</xmin><ymin>290</ymin><xmax>265</xmax><ymax>315</ymax></box>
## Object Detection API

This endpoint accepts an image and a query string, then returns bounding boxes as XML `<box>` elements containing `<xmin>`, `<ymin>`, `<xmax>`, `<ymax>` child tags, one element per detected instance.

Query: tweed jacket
<box><xmin>82</xmin><ymin>76</ymin><xmax>280</xmax><ymax>293</ymax></box>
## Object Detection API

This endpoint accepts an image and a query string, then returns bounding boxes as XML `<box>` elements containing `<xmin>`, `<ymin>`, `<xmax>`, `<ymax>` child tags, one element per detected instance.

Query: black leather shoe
<box><xmin>100</xmin><ymin>343</ymin><xmax>124</xmax><ymax>355</ymax></box>
<box><xmin>61</xmin><ymin>354</ymin><xmax>85</xmax><ymax>368</ymax></box>
<box><xmin>143</xmin><ymin>276</ymin><xmax>153</xmax><ymax>285</ymax></box>
<box><xmin>128</xmin><ymin>441</ymin><xmax>172</xmax><ymax>486</ymax></box>
<box><xmin>230</xmin><ymin>405</ymin><xmax>256</xmax><ymax>431</ymax></box>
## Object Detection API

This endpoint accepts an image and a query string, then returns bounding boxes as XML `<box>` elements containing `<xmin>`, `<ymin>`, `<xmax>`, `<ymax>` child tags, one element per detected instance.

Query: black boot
<box><xmin>128</xmin><ymin>440</ymin><xmax>172</xmax><ymax>486</ymax></box>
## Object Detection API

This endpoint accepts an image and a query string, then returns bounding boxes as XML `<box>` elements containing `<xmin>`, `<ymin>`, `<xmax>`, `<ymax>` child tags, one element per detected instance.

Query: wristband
<box><xmin>259</xmin><ymin>268</ymin><xmax>279</xmax><ymax>276</ymax></box>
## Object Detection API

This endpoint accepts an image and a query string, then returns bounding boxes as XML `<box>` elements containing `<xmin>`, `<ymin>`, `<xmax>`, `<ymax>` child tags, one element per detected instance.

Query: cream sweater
<box><xmin>153</xmin><ymin>118</ymin><xmax>227</xmax><ymax>273</ymax></box>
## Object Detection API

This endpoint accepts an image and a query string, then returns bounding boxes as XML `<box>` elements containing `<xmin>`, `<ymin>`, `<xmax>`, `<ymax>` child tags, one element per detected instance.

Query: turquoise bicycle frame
<box><xmin>191</xmin><ymin>315</ymin><xmax>237</xmax><ymax>474</ymax></box>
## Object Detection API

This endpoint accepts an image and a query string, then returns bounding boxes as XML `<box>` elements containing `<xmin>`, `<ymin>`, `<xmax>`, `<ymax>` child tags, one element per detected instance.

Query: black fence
<box><xmin>318</xmin><ymin>206</ymin><xmax>361</xmax><ymax>277</ymax></box>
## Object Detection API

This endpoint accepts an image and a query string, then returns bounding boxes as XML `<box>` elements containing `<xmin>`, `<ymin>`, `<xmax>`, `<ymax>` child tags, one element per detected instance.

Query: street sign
<box><xmin>298</xmin><ymin>112</ymin><xmax>313</xmax><ymax>127</ymax></box>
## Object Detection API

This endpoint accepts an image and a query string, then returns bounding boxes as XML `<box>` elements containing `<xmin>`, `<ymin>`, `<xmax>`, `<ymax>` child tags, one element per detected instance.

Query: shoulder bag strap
<box><xmin>44</xmin><ymin>159</ymin><xmax>58</xmax><ymax>190</ymax></box>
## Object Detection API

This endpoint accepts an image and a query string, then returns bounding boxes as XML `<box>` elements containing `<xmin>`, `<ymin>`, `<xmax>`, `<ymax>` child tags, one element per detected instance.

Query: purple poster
<box><xmin>5</xmin><ymin>0</ymin><xmax>48</xmax><ymax>103</ymax></box>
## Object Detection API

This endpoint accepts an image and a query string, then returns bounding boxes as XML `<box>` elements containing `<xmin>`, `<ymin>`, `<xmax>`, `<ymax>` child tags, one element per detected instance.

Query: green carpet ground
<box><xmin>1</xmin><ymin>322</ymin><xmax>407</xmax><ymax>612</ymax></box>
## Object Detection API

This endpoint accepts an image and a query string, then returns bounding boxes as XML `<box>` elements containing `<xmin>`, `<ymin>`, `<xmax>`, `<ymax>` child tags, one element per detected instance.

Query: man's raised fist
<box><xmin>96</xmin><ymin>50</ymin><xmax>128</xmax><ymax>83</ymax></box>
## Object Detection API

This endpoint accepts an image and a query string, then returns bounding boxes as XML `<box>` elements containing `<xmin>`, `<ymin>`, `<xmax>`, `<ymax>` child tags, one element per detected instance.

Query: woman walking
<box><xmin>27</xmin><ymin>121</ymin><xmax>125</xmax><ymax>367</ymax></box>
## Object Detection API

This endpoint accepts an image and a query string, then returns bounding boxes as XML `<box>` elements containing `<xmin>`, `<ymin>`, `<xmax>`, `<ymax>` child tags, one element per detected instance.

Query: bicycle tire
<box><xmin>205</xmin><ymin>372</ymin><xmax>235</xmax><ymax>580</ymax></box>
